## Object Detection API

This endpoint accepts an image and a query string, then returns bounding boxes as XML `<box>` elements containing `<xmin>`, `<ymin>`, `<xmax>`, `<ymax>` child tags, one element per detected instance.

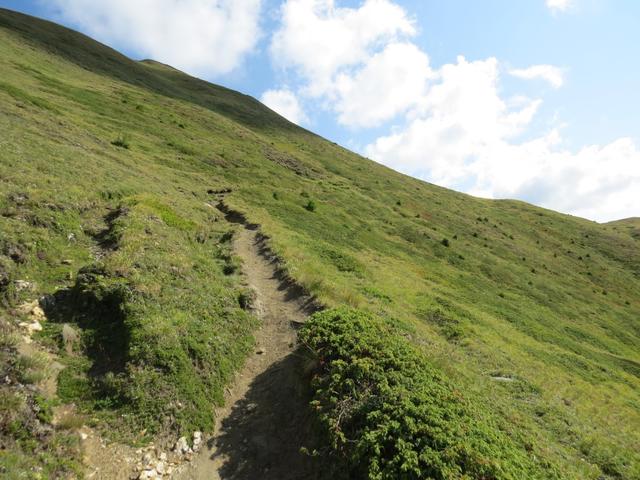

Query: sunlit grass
<box><xmin>0</xmin><ymin>8</ymin><xmax>638</xmax><ymax>478</ymax></box>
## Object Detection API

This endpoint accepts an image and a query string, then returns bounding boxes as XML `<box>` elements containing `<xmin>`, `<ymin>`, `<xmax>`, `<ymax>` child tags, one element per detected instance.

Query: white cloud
<box><xmin>260</xmin><ymin>88</ymin><xmax>308</xmax><ymax>124</ymax></box>
<box><xmin>510</xmin><ymin>64</ymin><xmax>565</xmax><ymax>88</ymax></box>
<box><xmin>365</xmin><ymin>56</ymin><xmax>640</xmax><ymax>222</ymax></box>
<box><xmin>48</xmin><ymin>0</ymin><xmax>262</xmax><ymax>77</ymax></box>
<box><xmin>546</xmin><ymin>0</ymin><xmax>573</xmax><ymax>13</ymax></box>
<box><xmin>268</xmin><ymin>1</ymin><xmax>638</xmax><ymax>221</ymax></box>
<box><xmin>271</xmin><ymin>0</ymin><xmax>415</xmax><ymax>92</ymax></box>
<box><xmin>334</xmin><ymin>42</ymin><xmax>431</xmax><ymax>127</ymax></box>
<box><xmin>366</xmin><ymin>56</ymin><xmax>542</xmax><ymax>187</ymax></box>
<box><xmin>271</xmin><ymin>0</ymin><xmax>426</xmax><ymax>127</ymax></box>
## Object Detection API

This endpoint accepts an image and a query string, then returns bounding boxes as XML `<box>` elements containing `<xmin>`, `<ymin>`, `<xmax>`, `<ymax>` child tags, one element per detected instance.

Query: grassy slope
<box><xmin>0</xmin><ymin>9</ymin><xmax>638</xmax><ymax>479</ymax></box>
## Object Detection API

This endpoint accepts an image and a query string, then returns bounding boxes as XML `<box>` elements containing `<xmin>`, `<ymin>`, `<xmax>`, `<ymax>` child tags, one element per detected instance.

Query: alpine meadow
<box><xmin>0</xmin><ymin>8</ymin><xmax>639</xmax><ymax>480</ymax></box>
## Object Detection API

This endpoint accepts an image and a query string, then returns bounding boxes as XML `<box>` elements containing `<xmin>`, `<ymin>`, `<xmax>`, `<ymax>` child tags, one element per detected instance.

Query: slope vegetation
<box><xmin>0</xmin><ymin>9</ymin><xmax>638</xmax><ymax>479</ymax></box>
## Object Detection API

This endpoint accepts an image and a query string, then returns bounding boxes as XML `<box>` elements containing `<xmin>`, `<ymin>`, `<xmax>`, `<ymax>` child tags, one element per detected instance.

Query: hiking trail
<box><xmin>173</xmin><ymin>219</ymin><xmax>320</xmax><ymax>480</ymax></box>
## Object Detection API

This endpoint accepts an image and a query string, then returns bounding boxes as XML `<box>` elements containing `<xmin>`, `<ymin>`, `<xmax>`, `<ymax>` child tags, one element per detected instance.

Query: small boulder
<box><xmin>192</xmin><ymin>431</ymin><xmax>202</xmax><ymax>451</ymax></box>
<box><xmin>18</xmin><ymin>300</ymin><xmax>46</xmax><ymax>322</ymax></box>
<box><xmin>173</xmin><ymin>436</ymin><xmax>191</xmax><ymax>455</ymax></box>
<box><xmin>19</xmin><ymin>320</ymin><xmax>42</xmax><ymax>334</ymax></box>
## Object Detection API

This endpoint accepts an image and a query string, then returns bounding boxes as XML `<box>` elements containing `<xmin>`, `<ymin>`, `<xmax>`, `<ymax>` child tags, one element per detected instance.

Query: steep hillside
<box><xmin>608</xmin><ymin>218</ymin><xmax>640</xmax><ymax>242</ymax></box>
<box><xmin>1</xmin><ymin>9</ymin><xmax>639</xmax><ymax>479</ymax></box>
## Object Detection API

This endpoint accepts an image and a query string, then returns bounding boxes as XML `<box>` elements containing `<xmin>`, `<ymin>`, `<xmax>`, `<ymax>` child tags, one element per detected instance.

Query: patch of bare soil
<box><xmin>174</xmin><ymin>225</ymin><xmax>322</xmax><ymax>480</ymax></box>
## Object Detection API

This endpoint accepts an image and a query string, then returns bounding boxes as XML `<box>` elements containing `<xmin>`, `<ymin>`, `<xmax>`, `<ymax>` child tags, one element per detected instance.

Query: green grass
<box><xmin>0</xmin><ymin>322</ymin><xmax>83</xmax><ymax>478</ymax></box>
<box><xmin>0</xmin><ymin>8</ymin><xmax>639</xmax><ymax>479</ymax></box>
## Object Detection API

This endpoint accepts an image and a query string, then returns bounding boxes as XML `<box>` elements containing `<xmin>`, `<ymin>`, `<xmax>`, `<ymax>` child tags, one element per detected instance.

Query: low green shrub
<box><xmin>222</xmin><ymin>254</ymin><xmax>242</xmax><ymax>275</ymax></box>
<box><xmin>300</xmin><ymin>308</ymin><xmax>558</xmax><ymax>480</ymax></box>
<box><xmin>111</xmin><ymin>133</ymin><xmax>129</xmax><ymax>149</ymax></box>
<box><xmin>319</xmin><ymin>247</ymin><xmax>363</xmax><ymax>274</ymax></box>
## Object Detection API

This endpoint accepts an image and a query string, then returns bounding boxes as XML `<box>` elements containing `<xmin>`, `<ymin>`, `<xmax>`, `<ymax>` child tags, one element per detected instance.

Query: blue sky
<box><xmin>2</xmin><ymin>0</ymin><xmax>638</xmax><ymax>221</ymax></box>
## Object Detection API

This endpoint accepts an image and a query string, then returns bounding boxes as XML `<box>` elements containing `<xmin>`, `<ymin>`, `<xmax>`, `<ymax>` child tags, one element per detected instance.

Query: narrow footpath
<box><xmin>174</xmin><ymin>223</ymin><xmax>320</xmax><ymax>480</ymax></box>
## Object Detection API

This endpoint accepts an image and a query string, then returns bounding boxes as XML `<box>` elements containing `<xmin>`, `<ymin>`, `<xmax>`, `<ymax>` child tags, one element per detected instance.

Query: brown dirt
<box><xmin>77</xmin><ymin>428</ymin><xmax>142</xmax><ymax>480</ymax></box>
<box><xmin>173</xmin><ymin>224</ymin><xmax>322</xmax><ymax>480</ymax></box>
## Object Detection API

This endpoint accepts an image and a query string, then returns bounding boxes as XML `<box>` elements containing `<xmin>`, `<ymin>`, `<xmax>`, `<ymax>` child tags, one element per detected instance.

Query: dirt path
<box><xmin>174</xmin><ymin>224</ymin><xmax>320</xmax><ymax>480</ymax></box>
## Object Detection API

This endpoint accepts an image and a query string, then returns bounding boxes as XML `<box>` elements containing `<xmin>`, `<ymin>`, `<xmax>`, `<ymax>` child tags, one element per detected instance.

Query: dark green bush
<box><xmin>320</xmin><ymin>248</ymin><xmax>363</xmax><ymax>274</ymax></box>
<box><xmin>237</xmin><ymin>288</ymin><xmax>256</xmax><ymax>310</ymax></box>
<box><xmin>221</xmin><ymin>254</ymin><xmax>242</xmax><ymax>275</ymax></box>
<box><xmin>300</xmin><ymin>308</ymin><xmax>558</xmax><ymax>480</ymax></box>
<box><xmin>305</xmin><ymin>200</ymin><xmax>316</xmax><ymax>212</ymax></box>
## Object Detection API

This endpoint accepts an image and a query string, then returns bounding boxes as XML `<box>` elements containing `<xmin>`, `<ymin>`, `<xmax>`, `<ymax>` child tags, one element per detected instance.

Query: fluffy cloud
<box><xmin>260</xmin><ymin>88</ymin><xmax>308</xmax><ymax>124</ymax></box>
<box><xmin>510</xmin><ymin>65</ymin><xmax>565</xmax><ymax>88</ymax></box>
<box><xmin>270</xmin><ymin>0</ymin><xmax>427</xmax><ymax>127</ymax></box>
<box><xmin>546</xmin><ymin>0</ymin><xmax>573</xmax><ymax>13</ymax></box>
<box><xmin>333</xmin><ymin>42</ymin><xmax>431</xmax><ymax>127</ymax></box>
<box><xmin>366</xmin><ymin>57</ymin><xmax>542</xmax><ymax>187</ymax></box>
<box><xmin>270</xmin><ymin>0</ymin><xmax>637</xmax><ymax>221</ymax></box>
<box><xmin>47</xmin><ymin>0</ymin><xmax>262</xmax><ymax>77</ymax></box>
<box><xmin>366</xmin><ymin>56</ymin><xmax>640</xmax><ymax>222</ymax></box>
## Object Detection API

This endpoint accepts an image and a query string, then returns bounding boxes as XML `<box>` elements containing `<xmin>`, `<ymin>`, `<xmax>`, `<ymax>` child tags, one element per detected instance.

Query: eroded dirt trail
<box><xmin>174</xmin><ymin>225</ymin><xmax>319</xmax><ymax>480</ymax></box>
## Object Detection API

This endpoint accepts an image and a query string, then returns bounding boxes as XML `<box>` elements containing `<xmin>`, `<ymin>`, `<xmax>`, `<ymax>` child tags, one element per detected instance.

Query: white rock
<box><xmin>156</xmin><ymin>461</ymin><xmax>166</xmax><ymax>475</ymax></box>
<box><xmin>159</xmin><ymin>452</ymin><xmax>167</xmax><ymax>462</ymax></box>
<box><xmin>15</xmin><ymin>280</ymin><xmax>34</xmax><ymax>291</ymax></box>
<box><xmin>174</xmin><ymin>436</ymin><xmax>190</xmax><ymax>455</ymax></box>
<box><xmin>138</xmin><ymin>469</ymin><xmax>157</xmax><ymax>480</ymax></box>
<box><xmin>192</xmin><ymin>431</ymin><xmax>202</xmax><ymax>451</ymax></box>
<box><xmin>19</xmin><ymin>320</ymin><xmax>42</xmax><ymax>334</ymax></box>
<box><xmin>18</xmin><ymin>300</ymin><xmax>37</xmax><ymax>315</ymax></box>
